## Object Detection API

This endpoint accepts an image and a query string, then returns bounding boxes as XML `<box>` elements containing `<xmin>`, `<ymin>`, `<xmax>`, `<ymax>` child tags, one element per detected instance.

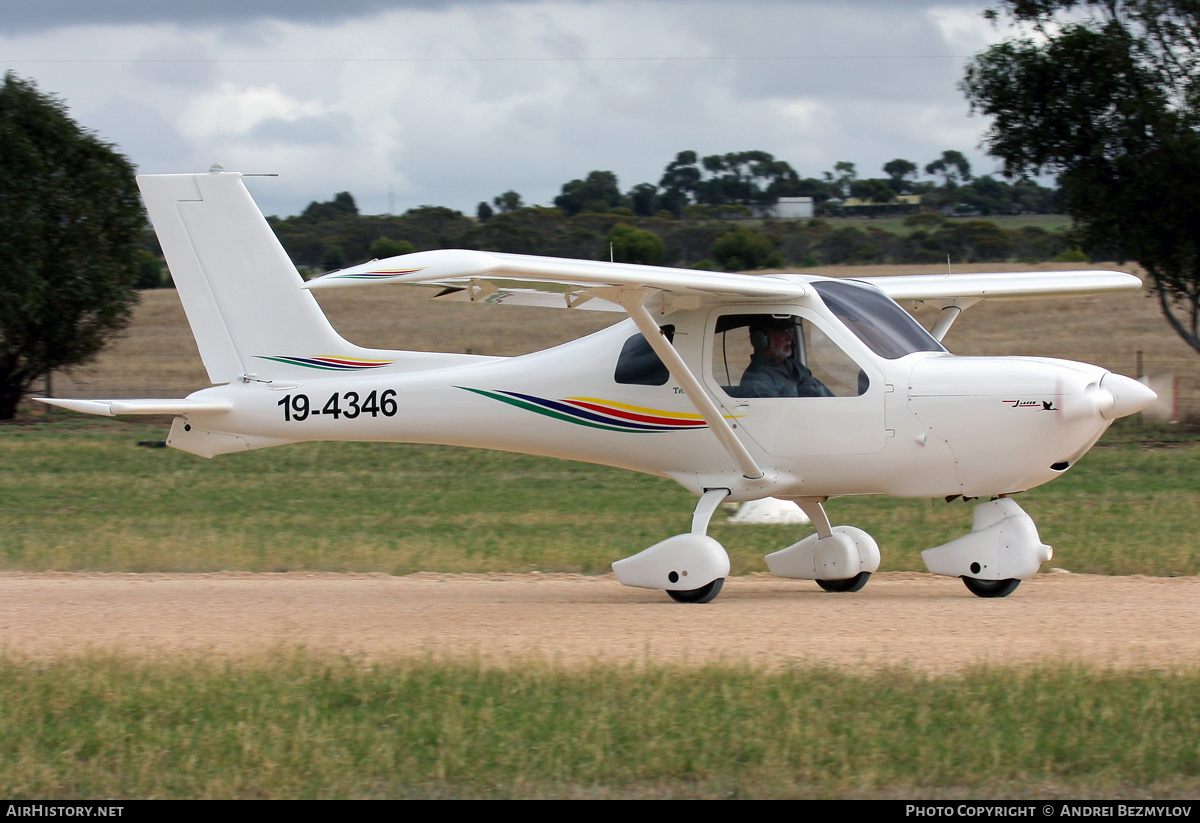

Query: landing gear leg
<box><xmin>765</xmin><ymin>497</ymin><xmax>881</xmax><ymax>590</ymax></box>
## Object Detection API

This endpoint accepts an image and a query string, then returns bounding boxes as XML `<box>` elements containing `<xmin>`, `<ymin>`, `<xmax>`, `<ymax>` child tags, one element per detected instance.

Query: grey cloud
<box><xmin>0</xmin><ymin>0</ymin><xmax>996</xmax><ymax>36</ymax></box>
<box><xmin>0</xmin><ymin>1</ymin><xmax>450</xmax><ymax>34</ymax></box>
<box><xmin>245</xmin><ymin>112</ymin><xmax>350</xmax><ymax>146</ymax></box>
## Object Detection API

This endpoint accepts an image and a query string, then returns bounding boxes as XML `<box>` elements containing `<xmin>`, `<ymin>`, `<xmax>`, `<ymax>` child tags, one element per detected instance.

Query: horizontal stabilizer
<box><xmin>36</xmin><ymin>398</ymin><xmax>233</xmax><ymax>417</ymax></box>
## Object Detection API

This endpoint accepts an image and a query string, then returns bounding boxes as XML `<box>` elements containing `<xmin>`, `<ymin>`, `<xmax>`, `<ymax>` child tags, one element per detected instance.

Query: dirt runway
<box><xmin>2</xmin><ymin>571</ymin><xmax>1197</xmax><ymax>671</ymax></box>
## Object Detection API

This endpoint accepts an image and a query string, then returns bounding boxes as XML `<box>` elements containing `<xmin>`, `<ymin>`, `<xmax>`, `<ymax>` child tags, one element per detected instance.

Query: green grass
<box><xmin>3</xmin><ymin>417</ymin><xmax>1199</xmax><ymax>576</ymax></box>
<box><xmin>0</xmin><ymin>418</ymin><xmax>695</xmax><ymax>574</ymax></box>
<box><xmin>4</xmin><ymin>418</ymin><xmax>1200</xmax><ymax>799</ymax></box>
<box><xmin>2</xmin><ymin>651</ymin><xmax>1198</xmax><ymax>799</ymax></box>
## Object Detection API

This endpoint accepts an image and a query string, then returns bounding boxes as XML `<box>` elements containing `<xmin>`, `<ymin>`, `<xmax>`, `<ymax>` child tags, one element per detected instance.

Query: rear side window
<box><xmin>614</xmin><ymin>325</ymin><xmax>675</xmax><ymax>385</ymax></box>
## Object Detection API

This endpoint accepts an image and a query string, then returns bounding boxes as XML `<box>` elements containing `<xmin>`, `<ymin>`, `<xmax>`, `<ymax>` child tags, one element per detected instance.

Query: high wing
<box><xmin>858</xmin><ymin>269</ymin><xmax>1142</xmax><ymax>304</ymax></box>
<box><xmin>854</xmin><ymin>269</ymin><xmax>1143</xmax><ymax>341</ymax></box>
<box><xmin>308</xmin><ymin>250</ymin><xmax>1140</xmax><ymax>314</ymax></box>
<box><xmin>305</xmin><ymin>248</ymin><xmax>809</xmax><ymax>311</ymax></box>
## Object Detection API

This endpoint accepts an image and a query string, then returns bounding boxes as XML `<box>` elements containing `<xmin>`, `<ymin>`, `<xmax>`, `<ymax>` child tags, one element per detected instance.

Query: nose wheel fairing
<box><xmin>921</xmin><ymin>498</ymin><xmax>1052</xmax><ymax>583</ymax></box>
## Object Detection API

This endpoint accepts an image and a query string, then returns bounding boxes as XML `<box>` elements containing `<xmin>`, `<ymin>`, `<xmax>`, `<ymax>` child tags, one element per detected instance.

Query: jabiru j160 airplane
<box><xmin>39</xmin><ymin>169</ymin><xmax>1157</xmax><ymax>603</ymax></box>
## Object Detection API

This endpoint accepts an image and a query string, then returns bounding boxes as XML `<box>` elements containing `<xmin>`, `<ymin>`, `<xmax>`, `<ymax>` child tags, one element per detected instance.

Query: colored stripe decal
<box><xmin>256</xmin><ymin>355</ymin><xmax>395</xmax><ymax>371</ymax></box>
<box><xmin>565</xmin><ymin>397</ymin><xmax>708</xmax><ymax>420</ymax></box>
<box><xmin>325</xmin><ymin>266</ymin><xmax>426</xmax><ymax>281</ymax></box>
<box><xmin>459</xmin><ymin>387</ymin><xmax>718</xmax><ymax>433</ymax></box>
<box><xmin>460</xmin><ymin>388</ymin><xmax>636</xmax><ymax>432</ymax></box>
<box><xmin>563</xmin><ymin>399</ymin><xmax>707</xmax><ymax>427</ymax></box>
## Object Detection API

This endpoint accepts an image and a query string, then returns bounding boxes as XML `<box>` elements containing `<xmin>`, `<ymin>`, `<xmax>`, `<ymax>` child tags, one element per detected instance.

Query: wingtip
<box><xmin>34</xmin><ymin>398</ymin><xmax>115</xmax><ymax>416</ymax></box>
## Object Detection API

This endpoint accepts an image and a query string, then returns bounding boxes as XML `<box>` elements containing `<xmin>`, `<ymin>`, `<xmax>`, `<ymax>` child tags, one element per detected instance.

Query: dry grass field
<box><xmin>39</xmin><ymin>261</ymin><xmax>1200</xmax><ymax>420</ymax></box>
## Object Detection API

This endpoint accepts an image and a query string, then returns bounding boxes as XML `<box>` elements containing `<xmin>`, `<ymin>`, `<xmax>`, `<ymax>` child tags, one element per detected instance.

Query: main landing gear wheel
<box><xmin>816</xmin><ymin>571</ymin><xmax>871</xmax><ymax>593</ymax></box>
<box><xmin>667</xmin><ymin>578</ymin><xmax>724</xmax><ymax>604</ymax></box>
<box><xmin>961</xmin><ymin>576</ymin><xmax>1020</xmax><ymax>598</ymax></box>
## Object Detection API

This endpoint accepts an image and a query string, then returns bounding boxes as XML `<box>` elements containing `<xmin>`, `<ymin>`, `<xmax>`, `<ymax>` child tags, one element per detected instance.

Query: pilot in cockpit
<box><xmin>739</xmin><ymin>317</ymin><xmax>834</xmax><ymax>398</ymax></box>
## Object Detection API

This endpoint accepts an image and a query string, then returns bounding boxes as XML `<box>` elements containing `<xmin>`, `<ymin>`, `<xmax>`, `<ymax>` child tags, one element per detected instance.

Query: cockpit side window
<box><xmin>711</xmin><ymin>313</ymin><xmax>866</xmax><ymax>398</ymax></box>
<box><xmin>614</xmin><ymin>325</ymin><xmax>675</xmax><ymax>386</ymax></box>
<box><xmin>812</xmin><ymin>279</ymin><xmax>945</xmax><ymax>359</ymax></box>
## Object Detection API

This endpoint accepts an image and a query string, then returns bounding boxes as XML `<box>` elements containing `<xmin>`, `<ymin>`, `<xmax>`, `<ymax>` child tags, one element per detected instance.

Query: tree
<box><xmin>627</xmin><ymin>182</ymin><xmax>661</xmax><ymax>217</ymax></box>
<box><xmin>695</xmin><ymin>151</ymin><xmax>801</xmax><ymax>206</ymax></box>
<box><xmin>554</xmin><ymin>170</ymin><xmax>621</xmax><ymax>216</ymax></box>
<box><xmin>321</xmin><ymin>243</ymin><xmax>347</xmax><ymax>272</ymax></box>
<box><xmin>882</xmin><ymin>158</ymin><xmax>919</xmax><ymax>194</ymax></box>
<box><xmin>711</xmin><ymin>227</ymin><xmax>783</xmax><ymax>271</ymax></box>
<box><xmin>606</xmin><ymin>223</ymin><xmax>665</xmax><ymax>265</ymax></box>
<box><xmin>0</xmin><ymin>73</ymin><xmax>144</xmax><ymax>419</ymax></box>
<box><xmin>824</xmin><ymin>161</ymin><xmax>857</xmax><ymax>198</ymax></box>
<box><xmin>659</xmin><ymin>151</ymin><xmax>703</xmax><ymax>216</ymax></box>
<box><xmin>369</xmin><ymin>237</ymin><xmax>414</xmax><ymax>259</ymax></box>
<box><xmin>961</xmin><ymin>0</ymin><xmax>1200</xmax><ymax>355</ymax></box>
<box><xmin>134</xmin><ymin>252</ymin><xmax>167</xmax><ymax>289</ymax></box>
<box><xmin>492</xmin><ymin>190</ymin><xmax>524</xmax><ymax>213</ymax></box>
<box><xmin>849</xmin><ymin>178</ymin><xmax>898</xmax><ymax>204</ymax></box>
<box><xmin>302</xmin><ymin>191</ymin><xmax>358</xmax><ymax>220</ymax></box>
<box><xmin>924</xmin><ymin>150</ymin><xmax>972</xmax><ymax>189</ymax></box>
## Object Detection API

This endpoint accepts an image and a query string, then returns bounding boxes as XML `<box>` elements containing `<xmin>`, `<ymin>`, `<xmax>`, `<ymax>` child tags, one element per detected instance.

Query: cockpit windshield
<box><xmin>812</xmin><ymin>279</ymin><xmax>946</xmax><ymax>360</ymax></box>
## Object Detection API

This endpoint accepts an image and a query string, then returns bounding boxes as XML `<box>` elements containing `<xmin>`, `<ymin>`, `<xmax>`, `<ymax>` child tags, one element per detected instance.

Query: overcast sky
<box><xmin>1</xmin><ymin>0</ymin><xmax>1012</xmax><ymax>218</ymax></box>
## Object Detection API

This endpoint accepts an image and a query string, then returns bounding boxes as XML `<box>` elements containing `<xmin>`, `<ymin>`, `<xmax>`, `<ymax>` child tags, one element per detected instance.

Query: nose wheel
<box><xmin>961</xmin><ymin>576</ymin><xmax>1020</xmax><ymax>598</ymax></box>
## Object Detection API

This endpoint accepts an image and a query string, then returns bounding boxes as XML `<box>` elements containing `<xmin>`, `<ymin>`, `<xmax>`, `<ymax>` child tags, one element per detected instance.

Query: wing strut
<box><xmin>929</xmin><ymin>305</ymin><xmax>963</xmax><ymax>342</ymax></box>
<box><xmin>619</xmin><ymin>291</ymin><xmax>765</xmax><ymax>480</ymax></box>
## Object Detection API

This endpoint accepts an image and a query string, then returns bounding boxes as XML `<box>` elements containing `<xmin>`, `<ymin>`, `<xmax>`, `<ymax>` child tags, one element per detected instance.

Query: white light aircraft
<box><xmin>40</xmin><ymin>170</ymin><xmax>1157</xmax><ymax>603</ymax></box>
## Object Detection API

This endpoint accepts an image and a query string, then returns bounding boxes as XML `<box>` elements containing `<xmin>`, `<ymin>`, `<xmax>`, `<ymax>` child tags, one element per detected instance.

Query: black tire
<box><xmin>666</xmin><ymin>578</ymin><xmax>724</xmax><ymax>604</ymax></box>
<box><xmin>816</xmin><ymin>571</ymin><xmax>871</xmax><ymax>593</ymax></box>
<box><xmin>961</xmin><ymin>576</ymin><xmax>1020</xmax><ymax>598</ymax></box>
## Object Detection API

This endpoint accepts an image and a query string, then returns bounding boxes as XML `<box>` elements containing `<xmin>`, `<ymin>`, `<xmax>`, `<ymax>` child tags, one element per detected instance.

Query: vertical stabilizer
<box><xmin>138</xmin><ymin>171</ymin><xmax>366</xmax><ymax>384</ymax></box>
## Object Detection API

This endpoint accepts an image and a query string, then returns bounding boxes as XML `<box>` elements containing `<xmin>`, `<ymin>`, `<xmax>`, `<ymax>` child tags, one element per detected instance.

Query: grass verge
<box><xmin>2</xmin><ymin>417</ymin><xmax>1198</xmax><ymax>576</ymax></box>
<box><xmin>2</xmin><ymin>651</ymin><xmax>1198</xmax><ymax>799</ymax></box>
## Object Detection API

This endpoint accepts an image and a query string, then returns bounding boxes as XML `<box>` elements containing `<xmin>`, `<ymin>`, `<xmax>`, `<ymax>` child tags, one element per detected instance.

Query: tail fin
<box><xmin>138</xmin><ymin>170</ymin><xmax>372</xmax><ymax>384</ymax></box>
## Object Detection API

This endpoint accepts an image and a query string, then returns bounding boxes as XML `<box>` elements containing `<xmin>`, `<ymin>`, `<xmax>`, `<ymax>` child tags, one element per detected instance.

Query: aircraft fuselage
<box><xmin>169</xmin><ymin>299</ymin><xmax>1142</xmax><ymax>503</ymax></box>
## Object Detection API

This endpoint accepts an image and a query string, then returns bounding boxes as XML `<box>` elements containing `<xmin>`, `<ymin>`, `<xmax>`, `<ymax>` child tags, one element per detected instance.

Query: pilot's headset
<box><xmin>750</xmin><ymin>317</ymin><xmax>793</xmax><ymax>351</ymax></box>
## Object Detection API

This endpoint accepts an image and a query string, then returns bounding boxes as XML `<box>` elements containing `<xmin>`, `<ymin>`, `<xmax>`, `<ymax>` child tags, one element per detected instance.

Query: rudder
<box><xmin>138</xmin><ymin>170</ymin><xmax>370</xmax><ymax>384</ymax></box>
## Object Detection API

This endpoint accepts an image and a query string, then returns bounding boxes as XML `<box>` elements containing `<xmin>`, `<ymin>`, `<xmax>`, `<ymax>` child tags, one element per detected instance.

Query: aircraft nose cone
<box><xmin>1099</xmin><ymin>373</ymin><xmax>1158</xmax><ymax>420</ymax></box>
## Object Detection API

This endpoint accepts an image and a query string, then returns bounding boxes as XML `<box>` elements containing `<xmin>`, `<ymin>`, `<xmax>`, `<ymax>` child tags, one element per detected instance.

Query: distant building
<box><xmin>752</xmin><ymin>196</ymin><xmax>814</xmax><ymax>219</ymax></box>
<box><xmin>827</xmin><ymin>194</ymin><xmax>923</xmax><ymax>217</ymax></box>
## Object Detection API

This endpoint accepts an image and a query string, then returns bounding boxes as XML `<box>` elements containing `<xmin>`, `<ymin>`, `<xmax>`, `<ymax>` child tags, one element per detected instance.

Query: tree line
<box><xmin>476</xmin><ymin>148</ymin><xmax>1057</xmax><ymax>221</ymax></box>
<box><xmin>266</xmin><ymin>196</ymin><xmax>1076</xmax><ymax>276</ymax></box>
<box><xmin>258</xmin><ymin>148</ymin><xmax>1066</xmax><ymax>276</ymax></box>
